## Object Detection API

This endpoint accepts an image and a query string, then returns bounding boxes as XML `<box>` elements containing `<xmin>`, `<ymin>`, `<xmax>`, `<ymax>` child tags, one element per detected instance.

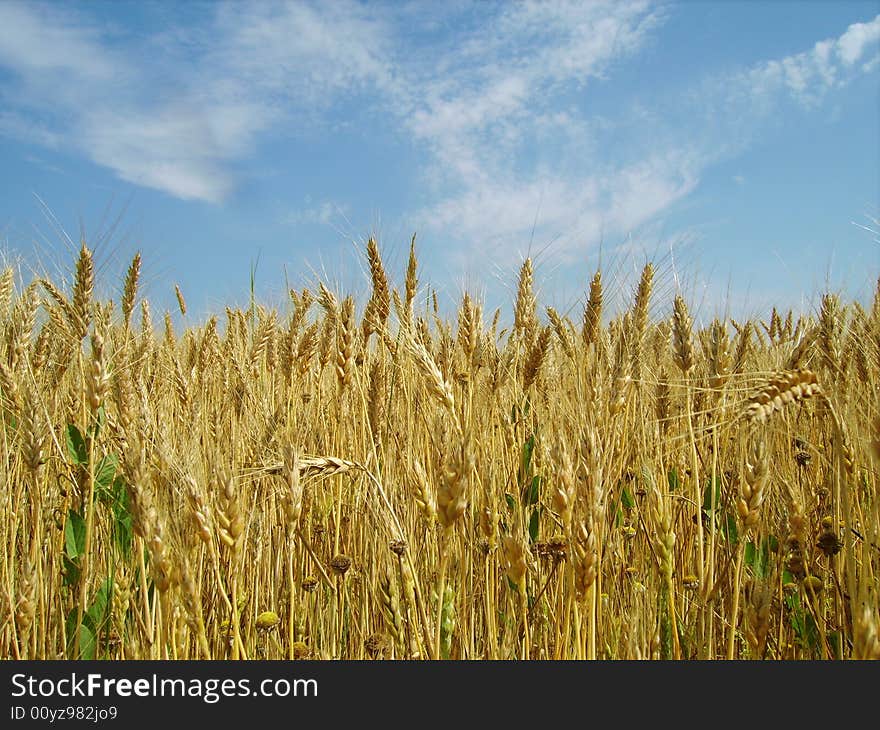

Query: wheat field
<box><xmin>1</xmin><ymin>237</ymin><xmax>878</xmax><ymax>660</ymax></box>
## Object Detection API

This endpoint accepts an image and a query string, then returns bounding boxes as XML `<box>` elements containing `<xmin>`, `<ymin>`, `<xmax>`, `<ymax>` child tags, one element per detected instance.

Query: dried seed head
<box><xmin>330</xmin><ymin>554</ymin><xmax>352</xmax><ymax>576</ymax></box>
<box><xmin>389</xmin><ymin>539</ymin><xmax>407</xmax><ymax>556</ymax></box>
<box><xmin>365</xmin><ymin>632</ymin><xmax>391</xmax><ymax>658</ymax></box>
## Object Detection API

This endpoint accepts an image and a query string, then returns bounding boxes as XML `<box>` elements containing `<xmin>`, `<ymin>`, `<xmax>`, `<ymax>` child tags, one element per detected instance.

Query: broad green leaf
<box><xmin>828</xmin><ymin>631</ymin><xmax>843</xmax><ymax>660</ymax></box>
<box><xmin>504</xmin><ymin>493</ymin><xmax>516</xmax><ymax>512</ymax></box>
<box><xmin>702</xmin><ymin>476</ymin><xmax>721</xmax><ymax>512</ymax></box>
<box><xmin>720</xmin><ymin>512</ymin><xmax>739</xmax><ymax>545</ymax></box>
<box><xmin>745</xmin><ymin>537</ymin><xmax>774</xmax><ymax>579</ymax></box>
<box><xmin>524</xmin><ymin>474</ymin><xmax>541</xmax><ymax>505</ymax></box>
<box><xmin>744</xmin><ymin>541</ymin><xmax>758</xmax><ymax>571</ymax></box>
<box><xmin>65</xmin><ymin>610</ymin><xmax>96</xmax><ymax>660</ymax></box>
<box><xmin>111</xmin><ymin>477</ymin><xmax>133</xmax><ymax>559</ymax></box>
<box><xmin>621</xmin><ymin>487</ymin><xmax>635</xmax><ymax>509</ymax></box>
<box><xmin>64</xmin><ymin>509</ymin><xmax>86</xmax><ymax>560</ymax></box>
<box><xmin>802</xmin><ymin>613</ymin><xmax>820</xmax><ymax>653</ymax></box>
<box><xmin>66</xmin><ymin>424</ymin><xmax>88</xmax><ymax>466</ymax></box>
<box><xmin>528</xmin><ymin>508</ymin><xmax>540</xmax><ymax>543</ymax></box>
<box><xmin>76</xmin><ymin>624</ymin><xmax>96</xmax><ymax>660</ymax></box>
<box><xmin>86</xmin><ymin>577</ymin><xmax>113</xmax><ymax>631</ymax></box>
<box><xmin>62</xmin><ymin>556</ymin><xmax>80</xmax><ymax>587</ymax></box>
<box><xmin>94</xmin><ymin>453</ymin><xmax>119</xmax><ymax>500</ymax></box>
<box><xmin>667</xmin><ymin>469</ymin><xmax>680</xmax><ymax>492</ymax></box>
<box><xmin>521</xmin><ymin>435</ymin><xmax>535</xmax><ymax>478</ymax></box>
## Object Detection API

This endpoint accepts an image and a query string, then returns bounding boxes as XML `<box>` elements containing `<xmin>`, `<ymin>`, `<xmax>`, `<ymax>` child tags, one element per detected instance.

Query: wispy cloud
<box><xmin>0</xmin><ymin>0</ymin><xmax>876</xmax><ymax>259</ymax></box>
<box><xmin>408</xmin><ymin>10</ymin><xmax>880</xmax><ymax>258</ymax></box>
<box><xmin>738</xmin><ymin>15</ymin><xmax>880</xmax><ymax>108</ymax></box>
<box><xmin>283</xmin><ymin>200</ymin><xmax>350</xmax><ymax>226</ymax></box>
<box><xmin>0</xmin><ymin>0</ymin><xmax>389</xmax><ymax>202</ymax></box>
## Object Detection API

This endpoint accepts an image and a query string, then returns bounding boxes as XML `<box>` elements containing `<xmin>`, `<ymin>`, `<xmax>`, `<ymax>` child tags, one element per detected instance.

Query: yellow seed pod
<box><xmin>802</xmin><ymin>575</ymin><xmax>824</xmax><ymax>594</ymax></box>
<box><xmin>256</xmin><ymin>611</ymin><xmax>280</xmax><ymax>630</ymax></box>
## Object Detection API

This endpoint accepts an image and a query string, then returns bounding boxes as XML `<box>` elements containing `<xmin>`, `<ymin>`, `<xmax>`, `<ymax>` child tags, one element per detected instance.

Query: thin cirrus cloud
<box><xmin>405</xmin><ymin>9</ymin><xmax>880</xmax><ymax>259</ymax></box>
<box><xmin>0</xmin><ymin>1</ymin><xmax>877</xmax><ymax>253</ymax></box>
<box><xmin>0</xmin><ymin>0</ymin><xmax>389</xmax><ymax>203</ymax></box>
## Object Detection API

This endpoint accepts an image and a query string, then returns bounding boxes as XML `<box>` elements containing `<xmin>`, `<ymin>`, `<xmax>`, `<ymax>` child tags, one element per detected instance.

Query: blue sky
<box><xmin>0</xmin><ymin>0</ymin><xmax>878</xmax><ymax>324</ymax></box>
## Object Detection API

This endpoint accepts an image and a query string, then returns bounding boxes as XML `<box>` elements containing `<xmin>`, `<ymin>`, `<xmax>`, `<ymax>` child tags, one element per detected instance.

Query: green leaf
<box><xmin>745</xmin><ymin>537</ymin><xmax>775</xmax><ymax>579</ymax></box>
<box><xmin>528</xmin><ymin>508</ymin><xmax>540</xmax><ymax>543</ymax></box>
<box><xmin>667</xmin><ymin>469</ymin><xmax>680</xmax><ymax>492</ymax></box>
<box><xmin>64</xmin><ymin>509</ymin><xmax>86</xmax><ymax>560</ymax></box>
<box><xmin>504</xmin><ymin>493</ymin><xmax>516</xmax><ymax>512</ymax></box>
<box><xmin>524</xmin><ymin>474</ymin><xmax>541</xmax><ymax>505</ymax></box>
<box><xmin>621</xmin><ymin>487</ymin><xmax>635</xmax><ymax>509</ymax></box>
<box><xmin>828</xmin><ymin>631</ymin><xmax>844</xmax><ymax>660</ymax></box>
<box><xmin>86</xmin><ymin>577</ymin><xmax>113</xmax><ymax>631</ymax></box>
<box><xmin>745</xmin><ymin>541</ymin><xmax>759</xmax><ymax>572</ymax></box>
<box><xmin>521</xmin><ymin>435</ymin><xmax>535</xmax><ymax>478</ymax></box>
<box><xmin>94</xmin><ymin>453</ymin><xmax>119</xmax><ymax>500</ymax></box>
<box><xmin>62</xmin><ymin>556</ymin><xmax>80</xmax><ymax>587</ymax></box>
<box><xmin>66</xmin><ymin>424</ymin><xmax>88</xmax><ymax>466</ymax></box>
<box><xmin>77</xmin><ymin>623</ymin><xmax>96</xmax><ymax>660</ymax></box>
<box><xmin>65</xmin><ymin>610</ymin><xmax>96</xmax><ymax>660</ymax></box>
<box><xmin>111</xmin><ymin>477</ymin><xmax>133</xmax><ymax>559</ymax></box>
<box><xmin>89</xmin><ymin>405</ymin><xmax>106</xmax><ymax>441</ymax></box>
<box><xmin>720</xmin><ymin>512</ymin><xmax>739</xmax><ymax>545</ymax></box>
<box><xmin>802</xmin><ymin>613</ymin><xmax>820</xmax><ymax>653</ymax></box>
<box><xmin>702</xmin><ymin>476</ymin><xmax>721</xmax><ymax>512</ymax></box>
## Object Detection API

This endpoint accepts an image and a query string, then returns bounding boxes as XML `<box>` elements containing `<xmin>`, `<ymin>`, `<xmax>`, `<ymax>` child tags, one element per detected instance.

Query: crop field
<box><xmin>1</xmin><ymin>237</ymin><xmax>878</xmax><ymax>660</ymax></box>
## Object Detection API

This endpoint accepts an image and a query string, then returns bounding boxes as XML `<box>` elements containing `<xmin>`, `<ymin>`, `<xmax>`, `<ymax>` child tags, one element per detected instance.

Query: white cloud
<box><xmin>0</xmin><ymin>0</ymin><xmax>390</xmax><ymax>202</ymax></box>
<box><xmin>740</xmin><ymin>14</ymin><xmax>880</xmax><ymax>107</ymax></box>
<box><xmin>210</xmin><ymin>0</ymin><xmax>391</xmax><ymax>100</ymax></box>
<box><xmin>399</xmin><ymin>1</ymin><xmax>664</xmax><ymax>251</ymax></box>
<box><xmin>0</xmin><ymin>0</ymin><xmax>875</xmax><ymax>266</ymax></box>
<box><xmin>408</xmin><ymin>8</ymin><xmax>878</xmax><ymax>267</ymax></box>
<box><xmin>0</xmin><ymin>1</ymin><xmax>118</xmax><ymax>81</ymax></box>
<box><xmin>283</xmin><ymin>200</ymin><xmax>349</xmax><ymax>226</ymax></box>
<box><xmin>412</xmin><ymin>151</ymin><xmax>699</xmax><ymax>265</ymax></box>
<box><xmin>837</xmin><ymin>15</ymin><xmax>880</xmax><ymax>66</ymax></box>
